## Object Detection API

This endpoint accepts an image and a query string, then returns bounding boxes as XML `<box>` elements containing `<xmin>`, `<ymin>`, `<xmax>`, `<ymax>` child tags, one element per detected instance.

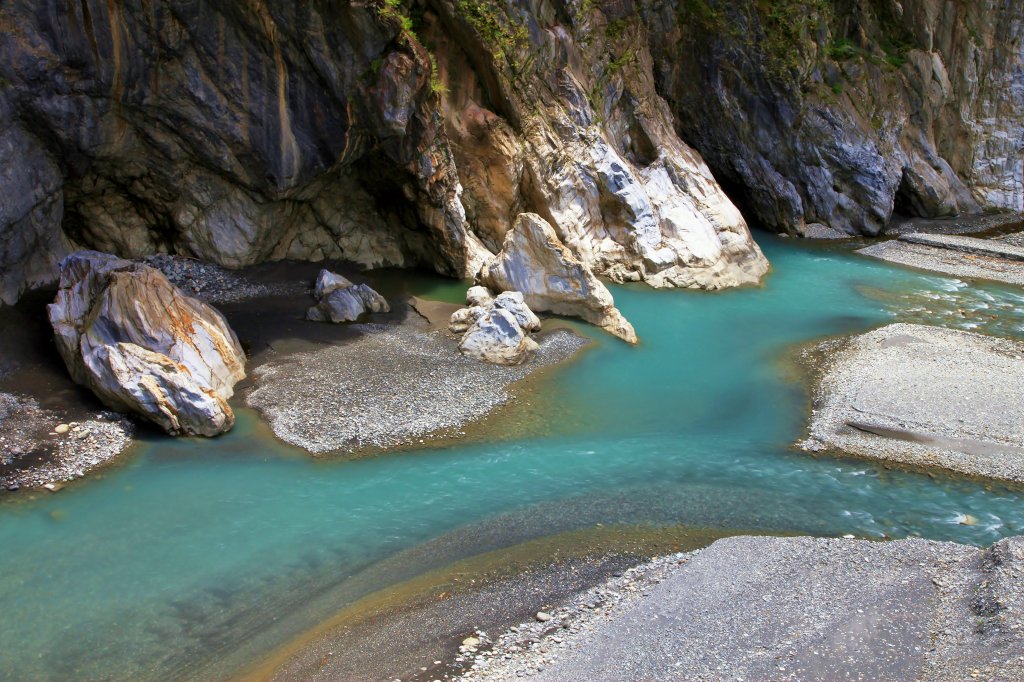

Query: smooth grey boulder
<box><xmin>306</xmin><ymin>269</ymin><xmax>390</xmax><ymax>323</ymax></box>
<box><xmin>47</xmin><ymin>251</ymin><xmax>246</xmax><ymax>436</ymax></box>
<box><xmin>458</xmin><ymin>308</ymin><xmax>539</xmax><ymax>366</ymax></box>
<box><xmin>314</xmin><ymin>270</ymin><xmax>355</xmax><ymax>298</ymax></box>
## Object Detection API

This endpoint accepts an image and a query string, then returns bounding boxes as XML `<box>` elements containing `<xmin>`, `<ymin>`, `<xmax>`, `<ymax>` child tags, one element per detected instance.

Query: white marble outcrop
<box><xmin>47</xmin><ymin>251</ymin><xmax>246</xmax><ymax>436</ymax></box>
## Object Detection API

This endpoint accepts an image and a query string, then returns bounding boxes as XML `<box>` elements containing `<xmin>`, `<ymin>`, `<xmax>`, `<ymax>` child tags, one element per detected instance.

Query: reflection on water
<box><xmin>1</xmin><ymin>235</ymin><xmax>1024</xmax><ymax>680</ymax></box>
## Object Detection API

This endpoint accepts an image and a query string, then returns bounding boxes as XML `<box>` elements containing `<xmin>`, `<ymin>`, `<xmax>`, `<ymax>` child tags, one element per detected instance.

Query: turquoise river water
<box><xmin>2</xmin><ymin>235</ymin><xmax>1024</xmax><ymax>680</ymax></box>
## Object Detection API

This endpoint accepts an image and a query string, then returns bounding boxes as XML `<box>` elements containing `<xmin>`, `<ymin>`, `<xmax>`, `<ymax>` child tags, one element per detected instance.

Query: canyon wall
<box><xmin>644</xmin><ymin>0</ymin><xmax>1024</xmax><ymax>235</ymax></box>
<box><xmin>1</xmin><ymin>0</ymin><xmax>1020</xmax><ymax>304</ymax></box>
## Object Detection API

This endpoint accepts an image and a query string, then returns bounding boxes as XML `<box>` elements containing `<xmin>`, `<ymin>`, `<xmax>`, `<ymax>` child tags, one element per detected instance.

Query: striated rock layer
<box><xmin>644</xmin><ymin>0</ymin><xmax>1024</xmax><ymax>236</ymax></box>
<box><xmin>48</xmin><ymin>251</ymin><xmax>246</xmax><ymax>436</ymax></box>
<box><xmin>0</xmin><ymin>0</ymin><xmax>766</xmax><ymax>307</ymax></box>
<box><xmin>2</xmin><ymin>0</ymin><xmax>1020</xmax><ymax>303</ymax></box>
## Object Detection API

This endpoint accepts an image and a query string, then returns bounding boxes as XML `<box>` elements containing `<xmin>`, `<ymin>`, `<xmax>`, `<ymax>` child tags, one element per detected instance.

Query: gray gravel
<box><xmin>885</xmin><ymin>213</ymin><xmax>1024</xmax><ymax>237</ymax></box>
<box><xmin>798</xmin><ymin>323</ymin><xmax>1024</xmax><ymax>483</ymax></box>
<box><xmin>858</xmin><ymin>240</ymin><xmax>1024</xmax><ymax>286</ymax></box>
<box><xmin>246</xmin><ymin>319</ymin><xmax>588</xmax><ymax>454</ymax></box>
<box><xmin>0</xmin><ymin>392</ymin><xmax>134</xmax><ymax>490</ymax></box>
<box><xmin>900</xmin><ymin>233</ymin><xmax>1024</xmax><ymax>263</ymax></box>
<box><xmin>142</xmin><ymin>254</ymin><xmax>308</xmax><ymax>304</ymax></box>
<box><xmin>455</xmin><ymin>535</ymin><xmax>1024</xmax><ymax>681</ymax></box>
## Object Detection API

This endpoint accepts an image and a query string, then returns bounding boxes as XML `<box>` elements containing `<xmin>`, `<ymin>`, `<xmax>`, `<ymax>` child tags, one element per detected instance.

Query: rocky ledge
<box><xmin>799</xmin><ymin>323</ymin><xmax>1024</xmax><ymax>484</ymax></box>
<box><xmin>454</xmin><ymin>534</ymin><xmax>1024</xmax><ymax>681</ymax></box>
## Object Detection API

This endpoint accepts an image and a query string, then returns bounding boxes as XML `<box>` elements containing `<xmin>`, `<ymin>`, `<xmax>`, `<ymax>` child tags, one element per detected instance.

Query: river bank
<box><xmin>0</xmin><ymin>257</ymin><xmax>589</xmax><ymax>489</ymax></box>
<box><xmin>4</xmin><ymin>237</ymin><xmax>1024</xmax><ymax>680</ymax></box>
<box><xmin>452</xmin><ymin>534</ymin><xmax>1024</xmax><ymax>681</ymax></box>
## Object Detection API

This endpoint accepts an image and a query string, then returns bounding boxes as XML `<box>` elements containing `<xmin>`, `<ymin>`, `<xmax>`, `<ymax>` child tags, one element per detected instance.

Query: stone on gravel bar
<box><xmin>48</xmin><ymin>251</ymin><xmax>246</xmax><ymax>437</ymax></box>
<box><xmin>307</xmin><ymin>269</ymin><xmax>390</xmax><ymax>323</ymax></box>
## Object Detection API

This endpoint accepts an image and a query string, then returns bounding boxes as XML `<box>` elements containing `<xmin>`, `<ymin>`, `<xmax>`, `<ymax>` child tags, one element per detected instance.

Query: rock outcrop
<box><xmin>428</xmin><ymin>0</ymin><xmax>769</xmax><ymax>289</ymax></box>
<box><xmin>0</xmin><ymin>0</ymin><xmax>769</xmax><ymax>307</ymax></box>
<box><xmin>48</xmin><ymin>251</ymin><xmax>246</xmax><ymax>436</ymax></box>
<box><xmin>480</xmin><ymin>214</ymin><xmax>637</xmax><ymax>343</ymax></box>
<box><xmin>451</xmin><ymin>287</ymin><xmax>542</xmax><ymax>365</ymax></box>
<box><xmin>306</xmin><ymin>269</ymin><xmax>390</xmax><ymax>323</ymax></box>
<box><xmin>1</xmin><ymin>0</ymin><xmax>1020</xmax><ymax>302</ymax></box>
<box><xmin>644</xmin><ymin>0</ymin><xmax>1024</xmax><ymax>236</ymax></box>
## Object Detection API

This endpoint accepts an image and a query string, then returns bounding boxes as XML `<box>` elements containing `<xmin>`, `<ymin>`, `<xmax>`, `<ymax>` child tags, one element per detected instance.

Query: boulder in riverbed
<box><xmin>47</xmin><ymin>251</ymin><xmax>246</xmax><ymax>436</ymax></box>
<box><xmin>306</xmin><ymin>269</ymin><xmax>390</xmax><ymax>323</ymax></box>
<box><xmin>480</xmin><ymin>213</ymin><xmax>637</xmax><ymax>343</ymax></box>
<box><xmin>458</xmin><ymin>308</ymin><xmax>540</xmax><ymax>366</ymax></box>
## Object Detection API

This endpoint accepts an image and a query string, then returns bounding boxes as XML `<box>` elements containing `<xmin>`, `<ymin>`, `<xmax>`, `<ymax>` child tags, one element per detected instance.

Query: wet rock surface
<box><xmin>454</xmin><ymin>535</ymin><xmax>1024</xmax><ymax>681</ymax></box>
<box><xmin>48</xmin><ymin>251</ymin><xmax>246</xmax><ymax>436</ymax></box>
<box><xmin>800</xmin><ymin>323</ymin><xmax>1024</xmax><ymax>483</ymax></box>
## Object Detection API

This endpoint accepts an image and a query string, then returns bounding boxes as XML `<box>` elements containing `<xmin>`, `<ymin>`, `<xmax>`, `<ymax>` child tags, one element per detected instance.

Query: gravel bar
<box><xmin>900</xmin><ymin>233</ymin><xmax>1024</xmax><ymax>263</ymax></box>
<box><xmin>799</xmin><ymin>323</ymin><xmax>1024</xmax><ymax>483</ymax></box>
<box><xmin>857</xmin><ymin>240</ymin><xmax>1024</xmax><ymax>286</ymax></box>
<box><xmin>454</xmin><ymin>535</ymin><xmax>1024</xmax><ymax>681</ymax></box>
<box><xmin>246</xmin><ymin>320</ymin><xmax>588</xmax><ymax>454</ymax></box>
<box><xmin>142</xmin><ymin>254</ymin><xmax>309</xmax><ymax>304</ymax></box>
<box><xmin>0</xmin><ymin>392</ymin><xmax>135</xmax><ymax>490</ymax></box>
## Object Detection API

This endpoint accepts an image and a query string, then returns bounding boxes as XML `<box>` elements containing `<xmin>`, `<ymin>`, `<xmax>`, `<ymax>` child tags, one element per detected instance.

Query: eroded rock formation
<box><xmin>48</xmin><ymin>251</ymin><xmax>246</xmax><ymax>436</ymax></box>
<box><xmin>1</xmin><ymin>0</ymin><xmax>1020</xmax><ymax>303</ymax></box>
<box><xmin>645</xmin><ymin>0</ymin><xmax>1024</xmax><ymax>236</ymax></box>
<box><xmin>480</xmin><ymin>213</ymin><xmax>637</xmax><ymax>343</ymax></box>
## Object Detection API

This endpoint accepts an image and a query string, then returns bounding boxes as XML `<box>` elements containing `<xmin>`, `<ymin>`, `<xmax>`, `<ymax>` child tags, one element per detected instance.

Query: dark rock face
<box><xmin>643</xmin><ymin>0</ymin><xmax>1024</xmax><ymax>236</ymax></box>
<box><xmin>0</xmin><ymin>0</ymin><xmax>482</xmax><ymax>303</ymax></box>
<box><xmin>0</xmin><ymin>0</ymin><xmax>1020</xmax><ymax>304</ymax></box>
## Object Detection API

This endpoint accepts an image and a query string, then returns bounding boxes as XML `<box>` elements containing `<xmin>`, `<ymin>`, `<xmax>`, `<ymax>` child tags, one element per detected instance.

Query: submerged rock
<box><xmin>458</xmin><ymin>308</ymin><xmax>539</xmax><ymax>366</ymax></box>
<box><xmin>306</xmin><ymin>269</ymin><xmax>390</xmax><ymax>323</ymax></box>
<box><xmin>47</xmin><ymin>251</ymin><xmax>245</xmax><ymax>436</ymax></box>
<box><xmin>480</xmin><ymin>213</ymin><xmax>637</xmax><ymax>344</ymax></box>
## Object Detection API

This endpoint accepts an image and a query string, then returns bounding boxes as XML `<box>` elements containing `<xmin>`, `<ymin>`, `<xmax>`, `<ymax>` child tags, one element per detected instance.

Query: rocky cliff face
<box><xmin>0</xmin><ymin>0</ymin><xmax>487</xmax><ymax>304</ymax></box>
<box><xmin>644</xmin><ymin>0</ymin><xmax>1024</xmax><ymax>236</ymax></box>
<box><xmin>1</xmin><ymin>0</ymin><xmax>1020</xmax><ymax>304</ymax></box>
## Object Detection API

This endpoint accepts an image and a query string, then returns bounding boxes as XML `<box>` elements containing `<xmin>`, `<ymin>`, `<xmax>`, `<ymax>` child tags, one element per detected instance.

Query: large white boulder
<box><xmin>47</xmin><ymin>251</ymin><xmax>246</xmax><ymax>436</ymax></box>
<box><xmin>458</xmin><ymin>308</ymin><xmax>540</xmax><ymax>365</ymax></box>
<box><xmin>480</xmin><ymin>213</ymin><xmax>638</xmax><ymax>343</ymax></box>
